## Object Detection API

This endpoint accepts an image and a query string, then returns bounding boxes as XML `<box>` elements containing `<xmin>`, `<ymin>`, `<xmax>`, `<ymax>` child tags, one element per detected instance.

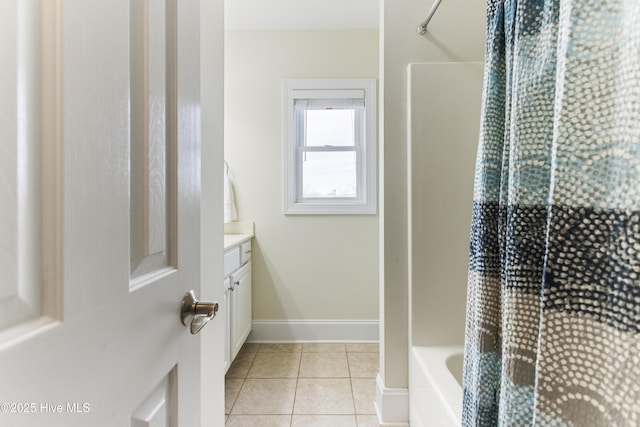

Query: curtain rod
<box><xmin>417</xmin><ymin>0</ymin><xmax>444</xmax><ymax>34</ymax></box>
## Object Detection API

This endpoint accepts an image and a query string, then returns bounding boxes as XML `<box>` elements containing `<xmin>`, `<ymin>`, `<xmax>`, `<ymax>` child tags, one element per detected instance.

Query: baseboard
<box><xmin>374</xmin><ymin>373</ymin><xmax>409</xmax><ymax>426</ymax></box>
<box><xmin>246</xmin><ymin>319</ymin><xmax>379</xmax><ymax>343</ymax></box>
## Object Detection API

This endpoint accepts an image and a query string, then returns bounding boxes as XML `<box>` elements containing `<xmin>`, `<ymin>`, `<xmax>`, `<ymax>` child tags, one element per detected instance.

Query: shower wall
<box><xmin>408</xmin><ymin>62</ymin><xmax>483</xmax><ymax>346</ymax></box>
<box><xmin>379</xmin><ymin>1</ymin><xmax>485</xmax><ymax>402</ymax></box>
<box><xmin>378</xmin><ymin>0</ymin><xmax>485</xmax><ymax>422</ymax></box>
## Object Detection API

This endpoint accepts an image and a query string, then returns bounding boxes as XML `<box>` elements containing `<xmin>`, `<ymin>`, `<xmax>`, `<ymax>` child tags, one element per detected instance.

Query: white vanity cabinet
<box><xmin>223</xmin><ymin>236</ymin><xmax>252</xmax><ymax>372</ymax></box>
<box><xmin>230</xmin><ymin>261</ymin><xmax>252</xmax><ymax>359</ymax></box>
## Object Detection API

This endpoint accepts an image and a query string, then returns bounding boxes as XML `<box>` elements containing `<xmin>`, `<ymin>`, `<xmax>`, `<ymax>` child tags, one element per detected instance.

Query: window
<box><xmin>284</xmin><ymin>79</ymin><xmax>377</xmax><ymax>214</ymax></box>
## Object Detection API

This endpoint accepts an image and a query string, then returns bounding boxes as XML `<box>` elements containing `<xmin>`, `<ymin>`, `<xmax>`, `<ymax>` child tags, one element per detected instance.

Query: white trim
<box><xmin>246</xmin><ymin>319</ymin><xmax>379</xmax><ymax>342</ymax></box>
<box><xmin>375</xmin><ymin>373</ymin><xmax>410</xmax><ymax>426</ymax></box>
<box><xmin>283</xmin><ymin>78</ymin><xmax>377</xmax><ymax>215</ymax></box>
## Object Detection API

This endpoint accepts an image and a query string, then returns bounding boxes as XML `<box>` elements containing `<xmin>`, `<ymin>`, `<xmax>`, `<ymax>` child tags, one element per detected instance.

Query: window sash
<box><xmin>294</xmin><ymin>100</ymin><xmax>364</xmax><ymax>202</ymax></box>
<box><xmin>298</xmin><ymin>146</ymin><xmax>356</xmax><ymax>152</ymax></box>
<box><xmin>295</xmin><ymin>105</ymin><xmax>365</xmax><ymax>149</ymax></box>
<box><xmin>295</xmin><ymin>146</ymin><xmax>363</xmax><ymax>202</ymax></box>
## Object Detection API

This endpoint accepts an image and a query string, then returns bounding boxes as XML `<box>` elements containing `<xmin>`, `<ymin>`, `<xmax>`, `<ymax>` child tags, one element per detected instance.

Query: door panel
<box><xmin>0</xmin><ymin>0</ymin><xmax>53</xmax><ymax>341</ymax></box>
<box><xmin>130</xmin><ymin>0</ymin><xmax>176</xmax><ymax>281</ymax></box>
<box><xmin>0</xmin><ymin>1</ymin><xmax>217</xmax><ymax>426</ymax></box>
<box><xmin>131</xmin><ymin>368</ymin><xmax>177</xmax><ymax>427</ymax></box>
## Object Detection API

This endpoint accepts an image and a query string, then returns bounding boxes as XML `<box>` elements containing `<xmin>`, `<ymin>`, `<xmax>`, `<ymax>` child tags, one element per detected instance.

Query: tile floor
<box><xmin>225</xmin><ymin>342</ymin><xmax>381</xmax><ymax>427</ymax></box>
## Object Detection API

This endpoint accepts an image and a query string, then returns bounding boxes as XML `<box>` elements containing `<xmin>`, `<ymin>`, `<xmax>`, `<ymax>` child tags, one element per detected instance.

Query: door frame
<box><xmin>199</xmin><ymin>0</ymin><xmax>226</xmax><ymax>425</ymax></box>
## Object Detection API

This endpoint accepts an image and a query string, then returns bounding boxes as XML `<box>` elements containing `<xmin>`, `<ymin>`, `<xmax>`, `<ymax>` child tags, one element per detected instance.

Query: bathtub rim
<box><xmin>410</xmin><ymin>345</ymin><xmax>464</xmax><ymax>425</ymax></box>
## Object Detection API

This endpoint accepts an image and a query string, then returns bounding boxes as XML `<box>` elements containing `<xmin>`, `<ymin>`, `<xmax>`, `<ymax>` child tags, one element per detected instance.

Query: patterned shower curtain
<box><xmin>462</xmin><ymin>0</ymin><xmax>640</xmax><ymax>425</ymax></box>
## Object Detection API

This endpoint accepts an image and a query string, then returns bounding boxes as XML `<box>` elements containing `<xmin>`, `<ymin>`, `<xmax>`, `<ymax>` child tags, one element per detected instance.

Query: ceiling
<box><xmin>224</xmin><ymin>0</ymin><xmax>380</xmax><ymax>30</ymax></box>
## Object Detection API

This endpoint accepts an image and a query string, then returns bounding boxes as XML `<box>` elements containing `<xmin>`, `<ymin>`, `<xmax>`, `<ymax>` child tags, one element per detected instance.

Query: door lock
<box><xmin>180</xmin><ymin>290</ymin><xmax>219</xmax><ymax>335</ymax></box>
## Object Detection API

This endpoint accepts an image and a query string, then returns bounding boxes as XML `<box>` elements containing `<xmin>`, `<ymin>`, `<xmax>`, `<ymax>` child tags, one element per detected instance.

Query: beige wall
<box><xmin>380</xmin><ymin>0</ymin><xmax>485</xmax><ymax>392</ymax></box>
<box><xmin>224</xmin><ymin>30</ymin><xmax>379</xmax><ymax>322</ymax></box>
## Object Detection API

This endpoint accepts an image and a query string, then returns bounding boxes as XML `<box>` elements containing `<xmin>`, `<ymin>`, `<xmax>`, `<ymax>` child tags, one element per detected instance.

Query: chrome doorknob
<box><xmin>180</xmin><ymin>290</ymin><xmax>219</xmax><ymax>335</ymax></box>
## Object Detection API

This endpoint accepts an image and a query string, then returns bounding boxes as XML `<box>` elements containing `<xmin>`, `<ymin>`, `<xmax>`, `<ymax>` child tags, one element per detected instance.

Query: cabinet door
<box><xmin>223</xmin><ymin>278</ymin><xmax>232</xmax><ymax>372</ymax></box>
<box><xmin>231</xmin><ymin>262</ymin><xmax>252</xmax><ymax>360</ymax></box>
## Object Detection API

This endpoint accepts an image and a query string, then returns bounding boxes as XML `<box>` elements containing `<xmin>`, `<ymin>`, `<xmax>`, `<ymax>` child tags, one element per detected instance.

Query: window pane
<box><xmin>305</xmin><ymin>109</ymin><xmax>355</xmax><ymax>147</ymax></box>
<box><xmin>302</xmin><ymin>151</ymin><xmax>357</xmax><ymax>198</ymax></box>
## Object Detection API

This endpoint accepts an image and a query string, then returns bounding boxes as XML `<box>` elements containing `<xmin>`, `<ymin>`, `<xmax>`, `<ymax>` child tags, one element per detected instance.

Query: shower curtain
<box><xmin>462</xmin><ymin>0</ymin><xmax>640</xmax><ymax>425</ymax></box>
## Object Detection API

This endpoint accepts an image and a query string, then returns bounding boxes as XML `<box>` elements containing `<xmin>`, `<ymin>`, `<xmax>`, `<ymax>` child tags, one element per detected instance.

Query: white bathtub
<box><xmin>410</xmin><ymin>346</ymin><xmax>463</xmax><ymax>427</ymax></box>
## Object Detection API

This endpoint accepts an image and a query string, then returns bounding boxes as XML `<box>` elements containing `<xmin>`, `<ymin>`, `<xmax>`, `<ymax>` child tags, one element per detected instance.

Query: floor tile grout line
<box><xmin>349</xmin><ymin>377</ymin><xmax>359</xmax><ymax>423</ymax></box>
<box><xmin>289</xmin><ymin>348</ymin><xmax>304</xmax><ymax>427</ymax></box>
<box><xmin>225</xmin><ymin>376</ymin><xmax>245</xmax><ymax>418</ymax></box>
<box><xmin>226</xmin><ymin>349</ymin><xmax>259</xmax><ymax>419</ymax></box>
<box><xmin>347</xmin><ymin>351</ymin><xmax>359</xmax><ymax>424</ymax></box>
<box><xmin>346</xmin><ymin>350</ymin><xmax>354</xmax><ymax>378</ymax></box>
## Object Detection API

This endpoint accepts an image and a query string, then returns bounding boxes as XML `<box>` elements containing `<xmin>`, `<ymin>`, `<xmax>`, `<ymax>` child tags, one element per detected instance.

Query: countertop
<box><xmin>224</xmin><ymin>233</ymin><xmax>253</xmax><ymax>251</ymax></box>
<box><xmin>223</xmin><ymin>221</ymin><xmax>254</xmax><ymax>251</ymax></box>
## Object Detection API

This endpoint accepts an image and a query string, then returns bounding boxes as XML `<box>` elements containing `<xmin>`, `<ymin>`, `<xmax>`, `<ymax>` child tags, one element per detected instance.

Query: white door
<box><xmin>0</xmin><ymin>1</ymin><xmax>222</xmax><ymax>426</ymax></box>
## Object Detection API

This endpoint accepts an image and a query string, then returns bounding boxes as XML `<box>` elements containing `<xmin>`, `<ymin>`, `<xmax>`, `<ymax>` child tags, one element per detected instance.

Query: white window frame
<box><xmin>284</xmin><ymin>78</ymin><xmax>377</xmax><ymax>215</ymax></box>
